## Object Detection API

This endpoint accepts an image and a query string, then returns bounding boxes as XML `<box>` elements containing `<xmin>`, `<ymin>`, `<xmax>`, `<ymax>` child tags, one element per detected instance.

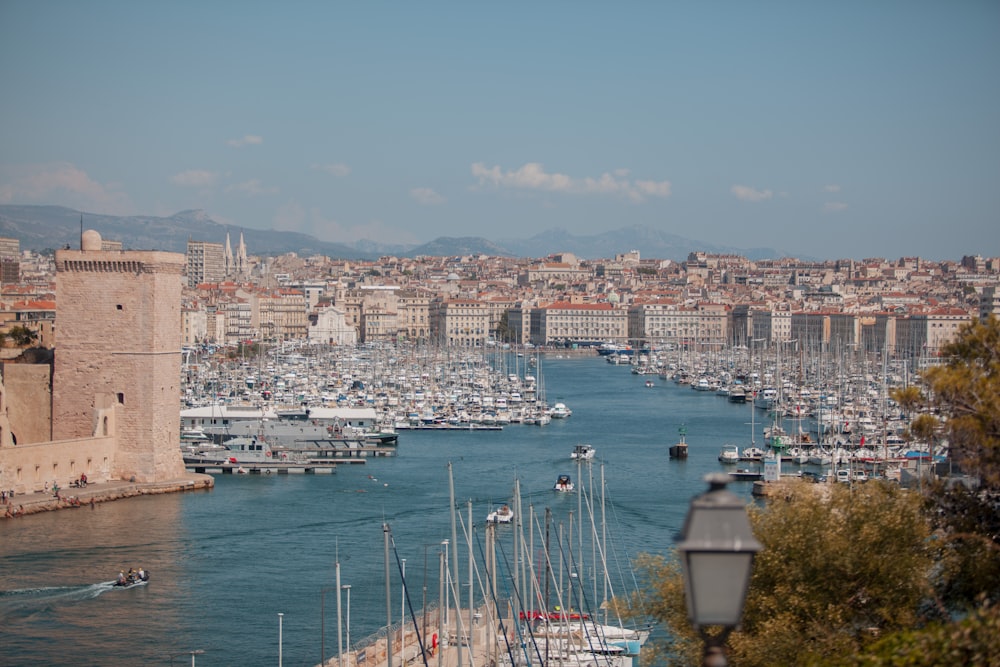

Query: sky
<box><xmin>1</xmin><ymin>1</ymin><xmax>998</xmax><ymax>261</ymax></box>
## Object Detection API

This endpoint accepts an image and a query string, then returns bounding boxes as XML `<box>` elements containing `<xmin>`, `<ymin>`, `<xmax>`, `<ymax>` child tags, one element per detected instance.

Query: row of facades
<box><xmin>4</xmin><ymin>238</ymin><xmax>1000</xmax><ymax>361</ymax></box>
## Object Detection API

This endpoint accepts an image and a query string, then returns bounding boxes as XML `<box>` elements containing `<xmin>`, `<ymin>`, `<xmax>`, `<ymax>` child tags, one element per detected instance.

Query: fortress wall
<box><xmin>0</xmin><ymin>363</ymin><xmax>52</xmax><ymax>445</ymax></box>
<box><xmin>53</xmin><ymin>246</ymin><xmax>187</xmax><ymax>483</ymax></box>
<box><xmin>0</xmin><ymin>435</ymin><xmax>116</xmax><ymax>495</ymax></box>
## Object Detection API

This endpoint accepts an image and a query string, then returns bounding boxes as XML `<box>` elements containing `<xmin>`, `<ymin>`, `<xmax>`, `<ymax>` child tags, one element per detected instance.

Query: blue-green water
<box><xmin>0</xmin><ymin>357</ymin><xmax>761</xmax><ymax>666</ymax></box>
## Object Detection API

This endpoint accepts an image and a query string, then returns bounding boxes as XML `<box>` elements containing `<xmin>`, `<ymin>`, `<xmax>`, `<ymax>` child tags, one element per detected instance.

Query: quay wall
<box><xmin>0</xmin><ymin>435</ymin><xmax>116</xmax><ymax>495</ymax></box>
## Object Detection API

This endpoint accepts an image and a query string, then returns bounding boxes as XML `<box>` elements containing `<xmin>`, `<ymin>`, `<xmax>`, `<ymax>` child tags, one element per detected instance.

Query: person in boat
<box><xmin>117</xmin><ymin>571</ymin><xmax>126</xmax><ymax>585</ymax></box>
<box><xmin>137</xmin><ymin>567</ymin><xmax>146</xmax><ymax>581</ymax></box>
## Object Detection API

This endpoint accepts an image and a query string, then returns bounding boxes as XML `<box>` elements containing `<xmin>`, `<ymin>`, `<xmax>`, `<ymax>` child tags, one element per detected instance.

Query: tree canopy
<box><xmin>922</xmin><ymin>315</ymin><xmax>1000</xmax><ymax>489</ymax></box>
<box><xmin>629</xmin><ymin>482</ymin><xmax>934</xmax><ymax>666</ymax></box>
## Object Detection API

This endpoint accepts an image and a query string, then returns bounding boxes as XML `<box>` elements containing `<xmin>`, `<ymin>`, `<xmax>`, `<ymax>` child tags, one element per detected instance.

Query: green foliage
<box><xmin>923</xmin><ymin>480</ymin><xmax>1000</xmax><ymax>609</ymax></box>
<box><xmin>627</xmin><ymin>553</ymin><xmax>703</xmax><ymax>666</ymax></box>
<box><xmin>844</xmin><ymin>601</ymin><xmax>1000</xmax><ymax>667</ymax></box>
<box><xmin>922</xmin><ymin>315</ymin><xmax>1000</xmax><ymax>489</ymax></box>
<box><xmin>630</xmin><ymin>482</ymin><xmax>935</xmax><ymax>667</ymax></box>
<box><xmin>495</xmin><ymin>311</ymin><xmax>511</xmax><ymax>341</ymax></box>
<box><xmin>7</xmin><ymin>325</ymin><xmax>38</xmax><ymax>346</ymax></box>
<box><xmin>730</xmin><ymin>482</ymin><xmax>933</xmax><ymax>666</ymax></box>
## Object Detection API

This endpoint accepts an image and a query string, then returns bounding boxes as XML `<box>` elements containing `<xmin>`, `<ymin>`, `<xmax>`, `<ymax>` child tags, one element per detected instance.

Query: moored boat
<box><xmin>570</xmin><ymin>444</ymin><xmax>596</xmax><ymax>460</ymax></box>
<box><xmin>549</xmin><ymin>402</ymin><xmax>572</xmax><ymax>419</ymax></box>
<box><xmin>718</xmin><ymin>444</ymin><xmax>740</xmax><ymax>464</ymax></box>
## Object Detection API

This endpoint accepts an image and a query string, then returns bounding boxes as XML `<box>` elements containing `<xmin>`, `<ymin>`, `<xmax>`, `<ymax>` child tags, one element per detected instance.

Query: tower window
<box><xmin>117</xmin><ymin>392</ymin><xmax>125</xmax><ymax>404</ymax></box>
<box><xmin>117</xmin><ymin>304</ymin><xmax>123</xmax><ymax>310</ymax></box>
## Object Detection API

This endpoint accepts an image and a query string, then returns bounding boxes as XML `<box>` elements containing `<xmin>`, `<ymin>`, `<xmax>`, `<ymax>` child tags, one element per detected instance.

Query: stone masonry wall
<box><xmin>0</xmin><ymin>363</ymin><xmax>52</xmax><ymax>445</ymax></box>
<box><xmin>53</xmin><ymin>248</ymin><xmax>186</xmax><ymax>483</ymax></box>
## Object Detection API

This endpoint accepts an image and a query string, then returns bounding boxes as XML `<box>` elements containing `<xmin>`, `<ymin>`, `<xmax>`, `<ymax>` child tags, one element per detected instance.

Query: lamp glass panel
<box><xmin>686</xmin><ymin>552</ymin><xmax>753</xmax><ymax>626</ymax></box>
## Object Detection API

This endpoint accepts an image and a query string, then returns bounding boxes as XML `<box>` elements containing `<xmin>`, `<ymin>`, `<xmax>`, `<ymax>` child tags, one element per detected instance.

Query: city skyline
<box><xmin>1</xmin><ymin>2</ymin><xmax>998</xmax><ymax>261</ymax></box>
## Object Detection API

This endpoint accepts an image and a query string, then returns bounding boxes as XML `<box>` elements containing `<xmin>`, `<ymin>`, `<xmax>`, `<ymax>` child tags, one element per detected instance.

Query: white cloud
<box><xmin>410</xmin><ymin>187</ymin><xmax>446</xmax><ymax>205</ymax></box>
<box><xmin>0</xmin><ymin>162</ymin><xmax>132</xmax><ymax>214</ymax></box>
<box><xmin>471</xmin><ymin>162</ymin><xmax>670</xmax><ymax>203</ymax></box>
<box><xmin>824</xmin><ymin>184</ymin><xmax>841</xmax><ymax>193</ymax></box>
<box><xmin>171</xmin><ymin>170</ymin><xmax>218</xmax><ymax>188</ymax></box>
<box><xmin>227</xmin><ymin>135</ymin><xmax>263</xmax><ymax>148</ymax></box>
<box><xmin>226</xmin><ymin>179</ymin><xmax>279</xmax><ymax>196</ymax></box>
<box><xmin>312</xmin><ymin>163</ymin><xmax>352</xmax><ymax>177</ymax></box>
<box><xmin>731</xmin><ymin>185</ymin><xmax>773</xmax><ymax>202</ymax></box>
<box><xmin>824</xmin><ymin>201</ymin><xmax>848</xmax><ymax>212</ymax></box>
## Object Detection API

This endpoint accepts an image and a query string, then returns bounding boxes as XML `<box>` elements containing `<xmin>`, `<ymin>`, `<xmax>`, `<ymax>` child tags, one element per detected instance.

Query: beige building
<box><xmin>255</xmin><ymin>288</ymin><xmax>308</xmax><ymax>341</ymax></box>
<box><xmin>430</xmin><ymin>298</ymin><xmax>492</xmax><ymax>347</ymax></box>
<box><xmin>628</xmin><ymin>301</ymin><xmax>728</xmax><ymax>348</ymax></box>
<box><xmin>895</xmin><ymin>308</ymin><xmax>971</xmax><ymax>361</ymax></box>
<box><xmin>397</xmin><ymin>289</ymin><xmax>432</xmax><ymax>342</ymax></box>
<box><xmin>531</xmin><ymin>301</ymin><xmax>627</xmax><ymax>346</ymax></box>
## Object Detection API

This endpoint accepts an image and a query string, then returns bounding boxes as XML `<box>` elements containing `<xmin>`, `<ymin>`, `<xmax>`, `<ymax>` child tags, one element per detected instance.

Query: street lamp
<box><xmin>322</xmin><ymin>587</ymin><xmax>336</xmax><ymax>667</ymax></box>
<box><xmin>278</xmin><ymin>612</ymin><xmax>284</xmax><ymax>667</ymax></box>
<box><xmin>676</xmin><ymin>474</ymin><xmax>762</xmax><ymax>667</ymax></box>
<box><xmin>168</xmin><ymin>650</ymin><xmax>204</xmax><ymax>667</ymax></box>
<box><xmin>342</xmin><ymin>584</ymin><xmax>352</xmax><ymax>664</ymax></box>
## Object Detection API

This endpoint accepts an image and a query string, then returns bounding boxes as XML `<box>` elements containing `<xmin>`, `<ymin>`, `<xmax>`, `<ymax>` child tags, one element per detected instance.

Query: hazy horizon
<box><xmin>1</xmin><ymin>2</ymin><xmax>997</xmax><ymax>260</ymax></box>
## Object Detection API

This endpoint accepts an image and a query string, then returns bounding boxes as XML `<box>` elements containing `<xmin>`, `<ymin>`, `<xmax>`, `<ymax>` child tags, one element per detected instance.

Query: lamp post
<box><xmin>342</xmin><ymin>584</ymin><xmax>352</xmax><ymax>665</ymax></box>
<box><xmin>676</xmin><ymin>474</ymin><xmax>762</xmax><ymax>667</ymax></box>
<box><xmin>322</xmin><ymin>587</ymin><xmax>336</xmax><ymax>666</ymax></box>
<box><xmin>278</xmin><ymin>612</ymin><xmax>284</xmax><ymax>667</ymax></box>
<box><xmin>400</xmin><ymin>559</ymin><xmax>406</xmax><ymax>663</ymax></box>
<box><xmin>168</xmin><ymin>650</ymin><xmax>204</xmax><ymax>667</ymax></box>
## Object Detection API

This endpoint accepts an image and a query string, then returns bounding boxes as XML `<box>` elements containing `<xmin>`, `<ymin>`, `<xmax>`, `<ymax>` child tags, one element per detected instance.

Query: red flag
<box><xmin>860</xmin><ymin>435</ymin><xmax>865</xmax><ymax>446</ymax></box>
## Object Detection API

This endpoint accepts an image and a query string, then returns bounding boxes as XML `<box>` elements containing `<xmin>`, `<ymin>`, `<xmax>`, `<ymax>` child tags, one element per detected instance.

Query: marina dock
<box><xmin>185</xmin><ymin>461</ymin><xmax>338</xmax><ymax>475</ymax></box>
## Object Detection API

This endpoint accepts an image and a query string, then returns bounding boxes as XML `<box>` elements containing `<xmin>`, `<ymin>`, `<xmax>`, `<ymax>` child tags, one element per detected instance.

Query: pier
<box><xmin>184</xmin><ymin>461</ymin><xmax>339</xmax><ymax>475</ymax></box>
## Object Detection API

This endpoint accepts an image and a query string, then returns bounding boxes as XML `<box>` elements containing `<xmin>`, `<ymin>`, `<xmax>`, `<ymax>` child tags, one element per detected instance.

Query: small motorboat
<box><xmin>486</xmin><ymin>504</ymin><xmax>514</xmax><ymax>524</ymax></box>
<box><xmin>570</xmin><ymin>444</ymin><xmax>596</xmax><ymax>461</ymax></box>
<box><xmin>114</xmin><ymin>569</ymin><xmax>150</xmax><ymax>588</ymax></box>
<box><xmin>553</xmin><ymin>474</ymin><xmax>575</xmax><ymax>492</ymax></box>
<box><xmin>718</xmin><ymin>444</ymin><xmax>740</xmax><ymax>464</ymax></box>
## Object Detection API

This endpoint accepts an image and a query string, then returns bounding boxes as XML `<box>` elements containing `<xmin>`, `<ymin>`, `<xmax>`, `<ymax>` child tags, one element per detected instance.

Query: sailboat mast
<box><xmin>384</xmin><ymin>523</ymin><xmax>392</xmax><ymax>667</ymax></box>
<box><xmin>467</xmin><ymin>499</ymin><xmax>474</xmax><ymax>665</ymax></box>
<box><xmin>447</xmin><ymin>462</ymin><xmax>461</xmax><ymax>667</ymax></box>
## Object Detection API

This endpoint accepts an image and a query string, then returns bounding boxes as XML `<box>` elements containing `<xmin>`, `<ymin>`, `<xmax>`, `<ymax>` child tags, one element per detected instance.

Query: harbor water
<box><xmin>1</xmin><ymin>356</ymin><xmax>762</xmax><ymax>667</ymax></box>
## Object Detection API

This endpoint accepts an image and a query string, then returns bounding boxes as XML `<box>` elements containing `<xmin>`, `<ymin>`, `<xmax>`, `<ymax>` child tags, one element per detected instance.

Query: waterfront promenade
<box><xmin>1</xmin><ymin>473</ymin><xmax>213</xmax><ymax>519</ymax></box>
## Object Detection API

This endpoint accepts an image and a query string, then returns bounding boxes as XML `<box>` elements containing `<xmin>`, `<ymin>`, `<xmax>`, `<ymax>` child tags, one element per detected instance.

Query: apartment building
<box><xmin>530</xmin><ymin>301</ymin><xmax>627</xmax><ymax>346</ymax></box>
<box><xmin>255</xmin><ymin>288</ymin><xmax>308</xmax><ymax>341</ymax></box>
<box><xmin>430</xmin><ymin>298</ymin><xmax>493</xmax><ymax>347</ymax></box>
<box><xmin>895</xmin><ymin>307</ymin><xmax>971</xmax><ymax>361</ymax></box>
<box><xmin>397</xmin><ymin>289</ymin><xmax>432</xmax><ymax>342</ymax></box>
<box><xmin>750</xmin><ymin>308</ymin><xmax>793</xmax><ymax>346</ymax></box>
<box><xmin>186</xmin><ymin>240</ymin><xmax>226</xmax><ymax>287</ymax></box>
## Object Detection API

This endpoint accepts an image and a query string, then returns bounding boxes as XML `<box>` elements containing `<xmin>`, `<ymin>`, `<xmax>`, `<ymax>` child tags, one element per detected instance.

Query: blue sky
<box><xmin>1</xmin><ymin>1</ymin><xmax>997</xmax><ymax>260</ymax></box>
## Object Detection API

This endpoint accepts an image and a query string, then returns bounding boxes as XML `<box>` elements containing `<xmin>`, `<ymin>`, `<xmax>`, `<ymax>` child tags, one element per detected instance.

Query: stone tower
<box><xmin>52</xmin><ymin>230</ymin><xmax>187</xmax><ymax>482</ymax></box>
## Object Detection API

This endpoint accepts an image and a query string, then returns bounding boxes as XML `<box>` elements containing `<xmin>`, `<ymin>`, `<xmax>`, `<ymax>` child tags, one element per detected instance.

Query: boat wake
<box><xmin>0</xmin><ymin>581</ymin><xmax>120</xmax><ymax>603</ymax></box>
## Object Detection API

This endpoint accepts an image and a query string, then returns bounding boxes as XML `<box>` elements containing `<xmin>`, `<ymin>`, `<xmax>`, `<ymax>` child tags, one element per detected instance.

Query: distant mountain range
<box><xmin>0</xmin><ymin>205</ymin><xmax>787</xmax><ymax>261</ymax></box>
